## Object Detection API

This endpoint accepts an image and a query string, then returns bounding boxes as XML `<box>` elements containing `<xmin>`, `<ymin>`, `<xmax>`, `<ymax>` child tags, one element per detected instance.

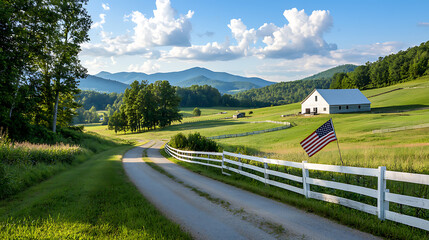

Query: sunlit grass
<box><xmin>0</xmin><ymin>144</ymin><xmax>191</xmax><ymax>239</ymax></box>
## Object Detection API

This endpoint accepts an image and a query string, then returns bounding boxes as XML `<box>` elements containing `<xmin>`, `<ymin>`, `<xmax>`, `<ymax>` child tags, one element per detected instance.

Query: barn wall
<box><xmin>330</xmin><ymin>104</ymin><xmax>371</xmax><ymax>114</ymax></box>
<box><xmin>301</xmin><ymin>91</ymin><xmax>330</xmax><ymax>114</ymax></box>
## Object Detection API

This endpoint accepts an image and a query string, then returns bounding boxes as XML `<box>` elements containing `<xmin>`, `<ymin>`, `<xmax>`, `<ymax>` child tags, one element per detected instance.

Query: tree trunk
<box><xmin>9</xmin><ymin>88</ymin><xmax>19</xmax><ymax>119</ymax></box>
<box><xmin>52</xmin><ymin>90</ymin><xmax>59</xmax><ymax>133</ymax></box>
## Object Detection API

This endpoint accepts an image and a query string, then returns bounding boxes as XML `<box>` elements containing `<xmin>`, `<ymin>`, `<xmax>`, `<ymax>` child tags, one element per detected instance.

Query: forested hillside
<box><xmin>176</xmin><ymin>85</ymin><xmax>240</xmax><ymax>107</ymax></box>
<box><xmin>231</xmin><ymin>64</ymin><xmax>357</xmax><ymax>107</ymax></box>
<box><xmin>176</xmin><ymin>75</ymin><xmax>259</xmax><ymax>94</ymax></box>
<box><xmin>331</xmin><ymin>41</ymin><xmax>429</xmax><ymax>89</ymax></box>
<box><xmin>302</xmin><ymin>64</ymin><xmax>357</xmax><ymax>81</ymax></box>
<box><xmin>234</xmin><ymin>79</ymin><xmax>332</xmax><ymax>107</ymax></box>
<box><xmin>78</xmin><ymin>75</ymin><xmax>129</xmax><ymax>93</ymax></box>
<box><xmin>76</xmin><ymin>91</ymin><xmax>122</xmax><ymax>110</ymax></box>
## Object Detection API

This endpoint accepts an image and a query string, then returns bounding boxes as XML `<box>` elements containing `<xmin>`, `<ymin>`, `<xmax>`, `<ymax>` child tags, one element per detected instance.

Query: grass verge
<box><xmin>159</xmin><ymin>147</ymin><xmax>428</xmax><ymax>240</ymax></box>
<box><xmin>0</xmin><ymin>143</ymin><xmax>191</xmax><ymax>239</ymax></box>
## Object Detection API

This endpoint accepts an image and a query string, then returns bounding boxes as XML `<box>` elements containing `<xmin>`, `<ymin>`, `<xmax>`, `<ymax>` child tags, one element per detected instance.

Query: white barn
<box><xmin>301</xmin><ymin>89</ymin><xmax>371</xmax><ymax>114</ymax></box>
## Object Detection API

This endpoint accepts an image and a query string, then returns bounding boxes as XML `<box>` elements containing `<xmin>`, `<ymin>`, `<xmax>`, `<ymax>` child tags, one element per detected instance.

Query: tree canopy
<box><xmin>108</xmin><ymin>80</ymin><xmax>182</xmax><ymax>133</ymax></box>
<box><xmin>0</xmin><ymin>0</ymin><xmax>91</xmax><ymax>141</ymax></box>
<box><xmin>330</xmin><ymin>41</ymin><xmax>429</xmax><ymax>90</ymax></box>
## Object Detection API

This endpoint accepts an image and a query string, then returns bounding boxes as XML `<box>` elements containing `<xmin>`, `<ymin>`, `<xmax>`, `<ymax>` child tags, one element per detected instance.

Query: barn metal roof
<box><xmin>302</xmin><ymin>89</ymin><xmax>371</xmax><ymax>105</ymax></box>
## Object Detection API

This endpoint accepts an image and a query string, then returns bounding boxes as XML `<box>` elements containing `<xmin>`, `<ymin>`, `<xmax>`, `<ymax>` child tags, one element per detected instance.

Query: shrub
<box><xmin>169</xmin><ymin>133</ymin><xmax>188</xmax><ymax>149</ymax></box>
<box><xmin>169</xmin><ymin>132</ymin><xmax>219</xmax><ymax>152</ymax></box>
<box><xmin>248</xmin><ymin>111</ymin><xmax>253</xmax><ymax>115</ymax></box>
<box><xmin>192</xmin><ymin>107</ymin><xmax>201</xmax><ymax>116</ymax></box>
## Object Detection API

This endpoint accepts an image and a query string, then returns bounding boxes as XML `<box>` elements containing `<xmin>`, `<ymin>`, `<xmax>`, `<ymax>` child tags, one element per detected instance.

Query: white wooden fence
<box><xmin>165</xmin><ymin>143</ymin><xmax>429</xmax><ymax>231</ymax></box>
<box><xmin>208</xmin><ymin>121</ymin><xmax>291</xmax><ymax>139</ymax></box>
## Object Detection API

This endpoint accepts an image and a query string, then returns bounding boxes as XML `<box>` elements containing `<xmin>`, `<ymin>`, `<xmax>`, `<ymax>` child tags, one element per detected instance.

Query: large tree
<box><xmin>47</xmin><ymin>0</ymin><xmax>91</xmax><ymax>132</ymax></box>
<box><xmin>152</xmin><ymin>81</ymin><xmax>182</xmax><ymax>128</ymax></box>
<box><xmin>0</xmin><ymin>0</ymin><xmax>54</xmax><ymax>138</ymax></box>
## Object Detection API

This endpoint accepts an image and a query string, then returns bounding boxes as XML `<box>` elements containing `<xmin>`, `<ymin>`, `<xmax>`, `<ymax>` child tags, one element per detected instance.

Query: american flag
<box><xmin>300</xmin><ymin>119</ymin><xmax>337</xmax><ymax>157</ymax></box>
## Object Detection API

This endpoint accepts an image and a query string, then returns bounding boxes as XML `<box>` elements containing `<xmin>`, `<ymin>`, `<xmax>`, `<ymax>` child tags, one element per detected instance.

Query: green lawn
<box><xmin>85</xmin><ymin>76</ymin><xmax>429</xmax><ymax>174</ymax></box>
<box><xmin>80</xmin><ymin>77</ymin><xmax>429</xmax><ymax>239</ymax></box>
<box><xmin>179</xmin><ymin>106</ymin><xmax>247</xmax><ymax>117</ymax></box>
<box><xmin>0</xmin><ymin>143</ymin><xmax>191</xmax><ymax>239</ymax></box>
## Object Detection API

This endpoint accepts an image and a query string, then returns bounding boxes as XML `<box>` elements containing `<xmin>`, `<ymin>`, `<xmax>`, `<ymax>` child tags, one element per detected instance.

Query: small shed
<box><xmin>301</xmin><ymin>89</ymin><xmax>371</xmax><ymax>114</ymax></box>
<box><xmin>233</xmin><ymin>112</ymin><xmax>245</xmax><ymax>119</ymax></box>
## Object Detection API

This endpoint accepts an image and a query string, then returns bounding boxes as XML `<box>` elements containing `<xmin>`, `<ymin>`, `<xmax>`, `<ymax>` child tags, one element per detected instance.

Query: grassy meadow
<box><xmin>86</xmin><ymin>76</ymin><xmax>429</xmax><ymax>174</ymax></box>
<box><xmin>82</xmin><ymin>77</ymin><xmax>429</xmax><ymax>238</ymax></box>
<box><xmin>179</xmin><ymin>106</ymin><xmax>247</xmax><ymax>117</ymax></box>
<box><xmin>0</xmin><ymin>142</ymin><xmax>191</xmax><ymax>239</ymax></box>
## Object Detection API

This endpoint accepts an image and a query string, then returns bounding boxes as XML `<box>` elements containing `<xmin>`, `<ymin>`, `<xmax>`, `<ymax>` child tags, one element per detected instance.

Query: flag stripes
<box><xmin>300</xmin><ymin>119</ymin><xmax>337</xmax><ymax>157</ymax></box>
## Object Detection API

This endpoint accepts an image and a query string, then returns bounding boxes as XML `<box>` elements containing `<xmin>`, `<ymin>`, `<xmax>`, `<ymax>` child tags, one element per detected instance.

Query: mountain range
<box><xmin>78</xmin><ymin>65</ymin><xmax>357</xmax><ymax>94</ymax></box>
<box><xmin>80</xmin><ymin>67</ymin><xmax>273</xmax><ymax>94</ymax></box>
<box><xmin>78</xmin><ymin>75</ymin><xmax>128</xmax><ymax>93</ymax></box>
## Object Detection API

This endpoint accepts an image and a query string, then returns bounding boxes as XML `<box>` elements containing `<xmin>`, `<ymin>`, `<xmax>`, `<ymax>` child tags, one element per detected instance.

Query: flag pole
<box><xmin>331</xmin><ymin>118</ymin><xmax>344</xmax><ymax>165</ymax></box>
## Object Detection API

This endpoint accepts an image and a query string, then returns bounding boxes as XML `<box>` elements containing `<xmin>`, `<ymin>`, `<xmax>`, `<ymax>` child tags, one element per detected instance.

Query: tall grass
<box><xmin>1</xmin><ymin>142</ymin><xmax>83</xmax><ymax>165</ymax></box>
<box><xmin>0</xmin><ymin>128</ymin><xmax>128</xmax><ymax>200</ymax></box>
<box><xmin>0</xmin><ymin>142</ymin><xmax>86</xmax><ymax>199</ymax></box>
<box><xmin>0</xmin><ymin>144</ymin><xmax>191</xmax><ymax>239</ymax></box>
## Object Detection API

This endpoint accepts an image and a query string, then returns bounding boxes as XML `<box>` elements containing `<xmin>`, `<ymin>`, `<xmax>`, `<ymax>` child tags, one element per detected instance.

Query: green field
<box><xmin>0</xmin><ymin>142</ymin><xmax>191</xmax><ymax>239</ymax></box>
<box><xmin>86</xmin><ymin>76</ymin><xmax>429</xmax><ymax>174</ymax></box>
<box><xmin>81</xmin><ymin>77</ymin><xmax>429</xmax><ymax>238</ymax></box>
<box><xmin>179</xmin><ymin>107</ymin><xmax>247</xmax><ymax>117</ymax></box>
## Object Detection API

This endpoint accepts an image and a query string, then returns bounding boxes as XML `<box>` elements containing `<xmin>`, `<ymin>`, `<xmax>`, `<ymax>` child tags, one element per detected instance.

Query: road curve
<box><xmin>123</xmin><ymin>141</ymin><xmax>380</xmax><ymax>240</ymax></box>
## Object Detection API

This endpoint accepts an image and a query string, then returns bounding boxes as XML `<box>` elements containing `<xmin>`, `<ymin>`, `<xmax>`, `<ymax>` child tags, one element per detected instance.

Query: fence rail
<box><xmin>208</xmin><ymin>121</ymin><xmax>291</xmax><ymax>139</ymax></box>
<box><xmin>372</xmin><ymin>123</ymin><xmax>429</xmax><ymax>133</ymax></box>
<box><xmin>165</xmin><ymin>143</ymin><xmax>429</xmax><ymax>231</ymax></box>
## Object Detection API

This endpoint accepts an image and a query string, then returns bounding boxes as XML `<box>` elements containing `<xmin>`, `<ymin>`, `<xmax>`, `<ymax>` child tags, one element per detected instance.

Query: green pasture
<box><xmin>87</xmin><ymin>120</ymin><xmax>283</xmax><ymax>141</ymax></box>
<box><xmin>85</xmin><ymin>76</ymin><xmax>429</xmax><ymax>173</ymax></box>
<box><xmin>179</xmin><ymin>106</ymin><xmax>247</xmax><ymax>117</ymax></box>
<box><xmin>80</xmin><ymin>77</ymin><xmax>429</xmax><ymax>238</ymax></box>
<box><xmin>0</xmin><ymin>143</ymin><xmax>191</xmax><ymax>239</ymax></box>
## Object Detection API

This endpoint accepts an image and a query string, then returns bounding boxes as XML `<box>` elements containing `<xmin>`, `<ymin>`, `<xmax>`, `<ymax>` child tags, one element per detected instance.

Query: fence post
<box><xmin>385</xmin><ymin>189</ymin><xmax>390</xmax><ymax>213</ymax></box>
<box><xmin>264</xmin><ymin>156</ymin><xmax>268</xmax><ymax>186</ymax></box>
<box><xmin>302</xmin><ymin>161</ymin><xmax>309</xmax><ymax>198</ymax></box>
<box><xmin>238</xmin><ymin>153</ymin><xmax>242</xmax><ymax>172</ymax></box>
<box><xmin>378</xmin><ymin>166</ymin><xmax>386</xmax><ymax>220</ymax></box>
<box><xmin>221</xmin><ymin>151</ymin><xmax>225</xmax><ymax>175</ymax></box>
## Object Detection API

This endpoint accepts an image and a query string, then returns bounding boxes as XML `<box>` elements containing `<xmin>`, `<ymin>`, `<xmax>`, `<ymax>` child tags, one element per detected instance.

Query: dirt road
<box><xmin>123</xmin><ymin>141</ymin><xmax>379</xmax><ymax>240</ymax></box>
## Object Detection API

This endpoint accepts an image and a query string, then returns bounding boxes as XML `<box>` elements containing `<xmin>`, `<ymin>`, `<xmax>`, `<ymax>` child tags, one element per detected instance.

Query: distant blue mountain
<box><xmin>95</xmin><ymin>67</ymin><xmax>274</xmax><ymax>87</ymax></box>
<box><xmin>176</xmin><ymin>75</ymin><xmax>260</xmax><ymax>94</ymax></box>
<box><xmin>78</xmin><ymin>75</ymin><xmax>129</xmax><ymax>93</ymax></box>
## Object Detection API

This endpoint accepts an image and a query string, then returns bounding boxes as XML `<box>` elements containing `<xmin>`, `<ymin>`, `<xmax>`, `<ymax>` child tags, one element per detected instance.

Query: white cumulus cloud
<box><xmin>167</xmin><ymin>41</ymin><xmax>243</xmax><ymax>61</ymax></box>
<box><xmin>102</xmin><ymin>3</ymin><xmax>110</xmax><ymax>11</ymax></box>
<box><xmin>91</xmin><ymin>14</ymin><xmax>106</xmax><ymax>29</ymax></box>
<box><xmin>128</xmin><ymin>0</ymin><xmax>194</xmax><ymax>49</ymax></box>
<box><xmin>257</xmin><ymin>8</ymin><xmax>336</xmax><ymax>59</ymax></box>
<box><xmin>82</xmin><ymin>0</ymin><xmax>193</xmax><ymax>57</ymax></box>
<box><xmin>164</xmin><ymin>8</ymin><xmax>336</xmax><ymax>61</ymax></box>
<box><xmin>128</xmin><ymin>60</ymin><xmax>161</xmax><ymax>73</ymax></box>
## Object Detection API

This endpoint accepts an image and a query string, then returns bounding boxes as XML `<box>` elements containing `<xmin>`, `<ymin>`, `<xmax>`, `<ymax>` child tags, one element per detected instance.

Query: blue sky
<box><xmin>80</xmin><ymin>0</ymin><xmax>429</xmax><ymax>82</ymax></box>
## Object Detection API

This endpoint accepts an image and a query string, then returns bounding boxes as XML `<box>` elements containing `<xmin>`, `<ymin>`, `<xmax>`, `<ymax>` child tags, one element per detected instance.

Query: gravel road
<box><xmin>123</xmin><ymin>140</ymin><xmax>380</xmax><ymax>240</ymax></box>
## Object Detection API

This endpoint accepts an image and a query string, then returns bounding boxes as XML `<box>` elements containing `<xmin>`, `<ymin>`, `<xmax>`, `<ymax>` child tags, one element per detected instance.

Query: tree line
<box><xmin>176</xmin><ymin>85</ymin><xmax>244</xmax><ymax>107</ymax></box>
<box><xmin>73</xmin><ymin>91</ymin><xmax>122</xmax><ymax>124</ymax></box>
<box><xmin>331</xmin><ymin>41</ymin><xmax>429</xmax><ymax>89</ymax></box>
<box><xmin>1</xmin><ymin>0</ymin><xmax>91</xmax><ymax>141</ymax></box>
<box><xmin>108</xmin><ymin>80</ymin><xmax>182</xmax><ymax>133</ymax></box>
<box><xmin>233</xmin><ymin>79</ymin><xmax>332</xmax><ymax>107</ymax></box>
<box><xmin>75</xmin><ymin>91</ymin><xmax>122</xmax><ymax>111</ymax></box>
